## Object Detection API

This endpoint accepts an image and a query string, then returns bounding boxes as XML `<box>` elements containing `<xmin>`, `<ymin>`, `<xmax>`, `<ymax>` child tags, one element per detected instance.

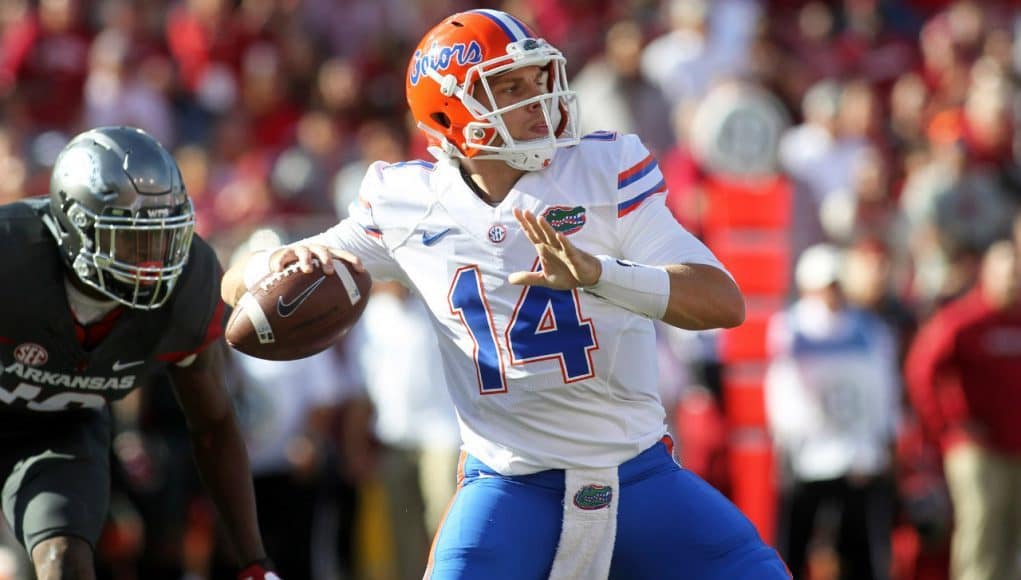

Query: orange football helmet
<box><xmin>406</xmin><ymin>9</ymin><xmax>579</xmax><ymax>171</ymax></box>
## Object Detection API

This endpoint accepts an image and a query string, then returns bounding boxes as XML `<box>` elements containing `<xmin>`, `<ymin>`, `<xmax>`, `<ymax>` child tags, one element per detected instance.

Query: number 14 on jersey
<box><xmin>448</xmin><ymin>263</ymin><xmax>599</xmax><ymax>394</ymax></box>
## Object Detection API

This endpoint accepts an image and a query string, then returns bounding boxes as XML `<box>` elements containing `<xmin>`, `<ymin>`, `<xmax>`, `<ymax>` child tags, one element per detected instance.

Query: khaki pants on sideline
<box><xmin>944</xmin><ymin>443</ymin><xmax>1021</xmax><ymax>580</ymax></box>
<box><xmin>418</xmin><ymin>445</ymin><xmax>461</xmax><ymax>534</ymax></box>
<box><xmin>377</xmin><ymin>444</ymin><xmax>460</xmax><ymax>580</ymax></box>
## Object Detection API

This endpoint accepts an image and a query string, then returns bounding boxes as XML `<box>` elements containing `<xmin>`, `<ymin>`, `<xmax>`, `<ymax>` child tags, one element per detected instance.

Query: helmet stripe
<box><xmin>470</xmin><ymin>9</ymin><xmax>532</xmax><ymax>42</ymax></box>
<box><xmin>494</xmin><ymin>11</ymin><xmax>534</xmax><ymax>39</ymax></box>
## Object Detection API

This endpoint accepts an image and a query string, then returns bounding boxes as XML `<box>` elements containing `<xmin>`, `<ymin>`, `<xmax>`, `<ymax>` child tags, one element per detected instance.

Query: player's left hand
<box><xmin>237</xmin><ymin>560</ymin><xmax>281</xmax><ymax>580</ymax></box>
<box><xmin>509</xmin><ymin>208</ymin><xmax>601</xmax><ymax>289</ymax></box>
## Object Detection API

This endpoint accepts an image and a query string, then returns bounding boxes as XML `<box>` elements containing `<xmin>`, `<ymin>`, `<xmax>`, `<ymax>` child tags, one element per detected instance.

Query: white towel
<box><xmin>548</xmin><ymin>467</ymin><xmax>620</xmax><ymax>580</ymax></box>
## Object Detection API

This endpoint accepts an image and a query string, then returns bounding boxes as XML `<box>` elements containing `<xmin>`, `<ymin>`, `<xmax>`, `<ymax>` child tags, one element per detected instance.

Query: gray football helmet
<box><xmin>47</xmin><ymin>126</ymin><xmax>195</xmax><ymax>309</ymax></box>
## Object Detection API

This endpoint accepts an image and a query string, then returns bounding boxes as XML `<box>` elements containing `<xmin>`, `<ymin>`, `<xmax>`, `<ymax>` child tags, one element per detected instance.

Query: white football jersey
<box><xmin>306</xmin><ymin>132</ymin><xmax>728</xmax><ymax>475</ymax></box>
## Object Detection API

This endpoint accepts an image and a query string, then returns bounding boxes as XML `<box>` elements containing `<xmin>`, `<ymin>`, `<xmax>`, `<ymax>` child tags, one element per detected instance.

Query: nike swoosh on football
<box><xmin>422</xmin><ymin>228</ymin><xmax>452</xmax><ymax>246</ymax></box>
<box><xmin>112</xmin><ymin>360</ymin><xmax>145</xmax><ymax>372</ymax></box>
<box><xmin>276</xmin><ymin>275</ymin><xmax>326</xmax><ymax>318</ymax></box>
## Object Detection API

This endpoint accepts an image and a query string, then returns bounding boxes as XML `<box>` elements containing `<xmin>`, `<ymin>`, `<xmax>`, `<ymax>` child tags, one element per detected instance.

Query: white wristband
<box><xmin>242</xmin><ymin>250</ymin><xmax>273</xmax><ymax>290</ymax></box>
<box><xmin>583</xmin><ymin>255</ymin><xmax>670</xmax><ymax>319</ymax></box>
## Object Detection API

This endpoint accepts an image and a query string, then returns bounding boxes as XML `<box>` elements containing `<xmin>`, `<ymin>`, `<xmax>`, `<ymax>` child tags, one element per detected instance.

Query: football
<box><xmin>225</xmin><ymin>258</ymin><xmax>372</xmax><ymax>360</ymax></box>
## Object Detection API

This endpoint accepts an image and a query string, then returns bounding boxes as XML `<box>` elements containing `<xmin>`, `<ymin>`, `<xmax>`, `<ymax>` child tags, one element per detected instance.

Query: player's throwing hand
<box><xmin>270</xmin><ymin>243</ymin><xmax>364</xmax><ymax>275</ymax></box>
<box><xmin>509</xmin><ymin>208</ymin><xmax>602</xmax><ymax>289</ymax></box>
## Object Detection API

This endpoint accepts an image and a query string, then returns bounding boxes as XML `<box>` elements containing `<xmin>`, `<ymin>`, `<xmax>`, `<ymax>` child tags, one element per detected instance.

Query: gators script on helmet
<box><xmin>405</xmin><ymin>9</ymin><xmax>580</xmax><ymax>171</ymax></box>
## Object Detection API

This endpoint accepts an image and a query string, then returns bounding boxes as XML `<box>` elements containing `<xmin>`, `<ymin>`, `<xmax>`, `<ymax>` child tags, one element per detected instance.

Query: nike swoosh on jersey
<box><xmin>421</xmin><ymin>228</ymin><xmax>452</xmax><ymax>246</ymax></box>
<box><xmin>276</xmin><ymin>275</ymin><xmax>326</xmax><ymax>318</ymax></box>
<box><xmin>112</xmin><ymin>360</ymin><xmax>145</xmax><ymax>372</ymax></box>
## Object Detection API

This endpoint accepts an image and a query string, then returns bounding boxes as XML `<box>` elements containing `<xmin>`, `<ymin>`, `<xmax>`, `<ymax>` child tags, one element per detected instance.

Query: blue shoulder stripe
<box><xmin>617</xmin><ymin>179</ymin><xmax>667</xmax><ymax>217</ymax></box>
<box><xmin>617</xmin><ymin>157</ymin><xmax>659</xmax><ymax>189</ymax></box>
<box><xmin>386</xmin><ymin>160</ymin><xmax>435</xmax><ymax>170</ymax></box>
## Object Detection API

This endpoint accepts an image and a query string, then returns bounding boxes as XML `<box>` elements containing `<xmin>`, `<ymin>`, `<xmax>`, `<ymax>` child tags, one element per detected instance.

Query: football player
<box><xmin>0</xmin><ymin>127</ymin><xmax>278</xmax><ymax>580</ymax></box>
<box><xmin>223</xmin><ymin>9</ymin><xmax>789</xmax><ymax>579</ymax></box>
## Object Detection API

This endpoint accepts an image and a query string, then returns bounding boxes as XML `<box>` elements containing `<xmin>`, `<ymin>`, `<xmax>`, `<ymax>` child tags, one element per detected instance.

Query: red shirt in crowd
<box><xmin>905</xmin><ymin>286</ymin><xmax>1021</xmax><ymax>456</ymax></box>
<box><xmin>0</xmin><ymin>11</ymin><xmax>91</xmax><ymax>129</ymax></box>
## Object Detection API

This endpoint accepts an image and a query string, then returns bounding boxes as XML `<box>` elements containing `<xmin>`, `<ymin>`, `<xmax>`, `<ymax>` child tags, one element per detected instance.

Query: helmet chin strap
<box><xmin>502</xmin><ymin>144</ymin><xmax>555</xmax><ymax>171</ymax></box>
<box><xmin>419</xmin><ymin>121</ymin><xmax>557</xmax><ymax>171</ymax></box>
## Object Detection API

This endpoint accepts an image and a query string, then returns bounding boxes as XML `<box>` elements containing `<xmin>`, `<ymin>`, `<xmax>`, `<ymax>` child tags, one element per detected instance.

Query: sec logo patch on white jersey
<box><xmin>488</xmin><ymin>224</ymin><xmax>508</xmax><ymax>243</ymax></box>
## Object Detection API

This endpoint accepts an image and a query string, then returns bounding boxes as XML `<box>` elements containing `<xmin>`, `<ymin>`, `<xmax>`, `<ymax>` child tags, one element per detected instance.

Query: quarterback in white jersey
<box><xmin>223</xmin><ymin>9</ymin><xmax>789</xmax><ymax>580</ymax></box>
<box><xmin>307</xmin><ymin>131</ymin><xmax>726</xmax><ymax>476</ymax></box>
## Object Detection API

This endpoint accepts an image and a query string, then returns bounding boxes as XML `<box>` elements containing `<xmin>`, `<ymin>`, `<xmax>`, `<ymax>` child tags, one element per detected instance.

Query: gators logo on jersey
<box><xmin>542</xmin><ymin>206</ymin><xmax>586</xmax><ymax>235</ymax></box>
<box><xmin>573</xmin><ymin>483</ymin><xmax>613</xmax><ymax>510</ymax></box>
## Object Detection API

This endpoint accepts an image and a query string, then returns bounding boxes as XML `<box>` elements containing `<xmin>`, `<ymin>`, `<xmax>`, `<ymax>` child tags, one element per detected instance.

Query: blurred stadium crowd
<box><xmin>2</xmin><ymin>0</ymin><xmax>1020</xmax><ymax>579</ymax></box>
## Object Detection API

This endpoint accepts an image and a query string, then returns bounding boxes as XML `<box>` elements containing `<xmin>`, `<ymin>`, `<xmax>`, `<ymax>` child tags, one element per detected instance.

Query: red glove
<box><xmin>237</xmin><ymin>559</ymin><xmax>281</xmax><ymax>580</ymax></box>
